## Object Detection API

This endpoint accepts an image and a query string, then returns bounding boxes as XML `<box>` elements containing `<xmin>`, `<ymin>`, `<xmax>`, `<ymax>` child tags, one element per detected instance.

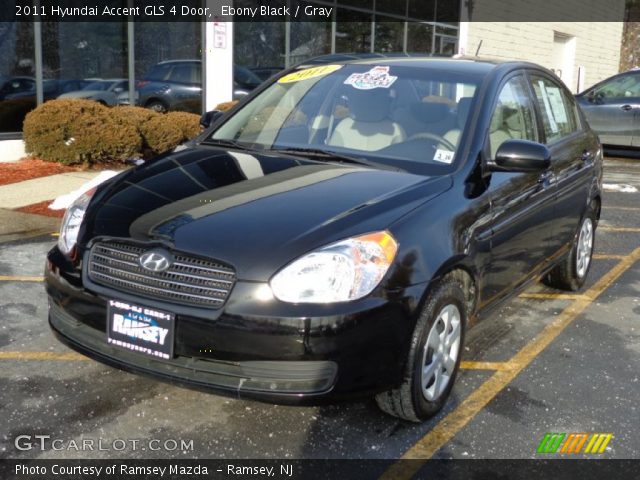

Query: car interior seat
<box><xmin>488</xmin><ymin>105</ymin><xmax>513</xmax><ymax>159</ymax></box>
<box><xmin>327</xmin><ymin>89</ymin><xmax>406</xmax><ymax>151</ymax></box>
<box><xmin>441</xmin><ymin>97</ymin><xmax>473</xmax><ymax>149</ymax></box>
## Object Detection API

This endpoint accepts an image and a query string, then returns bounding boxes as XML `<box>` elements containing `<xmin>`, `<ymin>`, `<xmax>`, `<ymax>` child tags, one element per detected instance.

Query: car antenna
<box><xmin>475</xmin><ymin>40</ymin><xmax>483</xmax><ymax>57</ymax></box>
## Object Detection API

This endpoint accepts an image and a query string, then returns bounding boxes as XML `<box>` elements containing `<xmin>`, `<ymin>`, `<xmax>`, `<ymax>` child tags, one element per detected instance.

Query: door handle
<box><xmin>621</xmin><ymin>104</ymin><xmax>633</xmax><ymax>111</ymax></box>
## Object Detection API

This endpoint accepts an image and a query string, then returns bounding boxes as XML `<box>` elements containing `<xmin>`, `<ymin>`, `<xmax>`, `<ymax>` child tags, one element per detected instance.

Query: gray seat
<box><xmin>328</xmin><ymin>89</ymin><xmax>405</xmax><ymax>151</ymax></box>
<box><xmin>441</xmin><ymin>97</ymin><xmax>473</xmax><ymax>148</ymax></box>
<box><xmin>489</xmin><ymin>107</ymin><xmax>511</xmax><ymax>159</ymax></box>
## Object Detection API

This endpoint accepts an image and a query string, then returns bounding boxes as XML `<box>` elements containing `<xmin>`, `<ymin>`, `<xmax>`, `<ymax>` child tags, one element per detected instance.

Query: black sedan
<box><xmin>46</xmin><ymin>56</ymin><xmax>602</xmax><ymax>422</ymax></box>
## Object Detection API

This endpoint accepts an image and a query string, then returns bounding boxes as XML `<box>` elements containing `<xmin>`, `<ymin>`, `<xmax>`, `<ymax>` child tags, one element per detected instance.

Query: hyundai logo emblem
<box><xmin>139</xmin><ymin>249</ymin><xmax>172</xmax><ymax>273</ymax></box>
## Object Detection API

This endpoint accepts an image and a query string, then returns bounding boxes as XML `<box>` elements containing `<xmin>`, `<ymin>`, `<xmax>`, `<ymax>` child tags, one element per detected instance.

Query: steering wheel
<box><xmin>406</xmin><ymin>132</ymin><xmax>456</xmax><ymax>151</ymax></box>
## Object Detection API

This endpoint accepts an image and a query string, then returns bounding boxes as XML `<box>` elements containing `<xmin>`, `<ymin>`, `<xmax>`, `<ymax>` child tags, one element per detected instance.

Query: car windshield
<box><xmin>209</xmin><ymin>63</ymin><xmax>483</xmax><ymax>173</ymax></box>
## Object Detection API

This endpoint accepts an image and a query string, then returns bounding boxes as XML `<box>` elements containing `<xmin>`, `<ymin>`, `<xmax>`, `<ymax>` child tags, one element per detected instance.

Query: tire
<box><xmin>146</xmin><ymin>100</ymin><xmax>168</xmax><ymax>113</ymax></box>
<box><xmin>375</xmin><ymin>276</ymin><xmax>467</xmax><ymax>422</ymax></box>
<box><xmin>543</xmin><ymin>202</ymin><xmax>597</xmax><ymax>291</ymax></box>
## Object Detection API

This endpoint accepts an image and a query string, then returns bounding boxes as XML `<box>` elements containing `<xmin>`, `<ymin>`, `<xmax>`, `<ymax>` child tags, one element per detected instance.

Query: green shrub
<box><xmin>23</xmin><ymin>99</ymin><xmax>140</xmax><ymax>165</ymax></box>
<box><xmin>23</xmin><ymin>100</ymin><xmax>202</xmax><ymax>165</ymax></box>
<box><xmin>166</xmin><ymin>111</ymin><xmax>201</xmax><ymax>140</ymax></box>
<box><xmin>140</xmin><ymin>115</ymin><xmax>184</xmax><ymax>155</ymax></box>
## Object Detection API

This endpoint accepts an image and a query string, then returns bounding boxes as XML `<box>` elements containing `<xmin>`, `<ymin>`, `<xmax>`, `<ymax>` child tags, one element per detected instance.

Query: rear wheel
<box><xmin>375</xmin><ymin>276</ymin><xmax>466</xmax><ymax>422</ymax></box>
<box><xmin>146</xmin><ymin>99</ymin><xmax>168</xmax><ymax>113</ymax></box>
<box><xmin>543</xmin><ymin>202</ymin><xmax>596</xmax><ymax>291</ymax></box>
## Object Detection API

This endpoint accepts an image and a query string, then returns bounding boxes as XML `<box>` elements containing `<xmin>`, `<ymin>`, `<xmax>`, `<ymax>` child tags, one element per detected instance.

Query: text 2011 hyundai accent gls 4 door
<box><xmin>46</xmin><ymin>57</ymin><xmax>602</xmax><ymax>422</ymax></box>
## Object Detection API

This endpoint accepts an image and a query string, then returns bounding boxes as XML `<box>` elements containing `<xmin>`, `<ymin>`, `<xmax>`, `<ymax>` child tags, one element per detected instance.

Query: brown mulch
<box><xmin>15</xmin><ymin>200</ymin><xmax>66</xmax><ymax>218</ymax></box>
<box><xmin>0</xmin><ymin>158</ymin><xmax>82</xmax><ymax>186</ymax></box>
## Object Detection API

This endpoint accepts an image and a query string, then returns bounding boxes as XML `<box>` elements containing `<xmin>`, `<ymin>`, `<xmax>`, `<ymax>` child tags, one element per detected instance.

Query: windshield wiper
<box><xmin>201</xmin><ymin>138</ymin><xmax>258</xmax><ymax>151</ymax></box>
<box><xmin>269</xmin><ymin>147</ymin><xmax>402</xmax><ymax>172</ymax></box>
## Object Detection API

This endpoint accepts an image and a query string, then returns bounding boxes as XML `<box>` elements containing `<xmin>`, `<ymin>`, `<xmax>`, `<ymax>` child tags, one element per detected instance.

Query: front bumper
<box><xmin>46</xmin><ymin>247</ymin><xmax>425</xmax><ymax>404</ymax></box>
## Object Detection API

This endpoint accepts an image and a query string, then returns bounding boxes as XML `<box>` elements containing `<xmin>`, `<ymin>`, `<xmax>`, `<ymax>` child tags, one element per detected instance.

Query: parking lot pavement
<box><xmin>0</xmin><ymin>157</ymin><xmax>638</xmax><ymax>463</ymax></box>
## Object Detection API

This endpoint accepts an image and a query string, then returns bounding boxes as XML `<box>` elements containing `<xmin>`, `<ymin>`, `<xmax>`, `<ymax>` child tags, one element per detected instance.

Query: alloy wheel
<box><xmin>576</xmin><ymin>217</ymin><xmax>593</xmax><ymax>279</ymax></box>
<box><xmin>421</xmin><ymin>304</ymin><xmax>461</xmax><ymax>401</ymax></box>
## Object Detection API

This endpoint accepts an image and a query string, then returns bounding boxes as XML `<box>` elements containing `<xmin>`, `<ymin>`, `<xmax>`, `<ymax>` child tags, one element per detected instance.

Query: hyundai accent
<box><xmin>46</xmin><ymin>56</ymin><xmax>602</xmax><ymax>421</ymax></box>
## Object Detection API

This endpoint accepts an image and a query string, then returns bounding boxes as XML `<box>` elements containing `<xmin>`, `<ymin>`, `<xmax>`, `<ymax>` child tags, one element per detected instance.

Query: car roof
<box><xmin>298</xmin><ymin>53</ymin><xmax>541</xmax><ymax>75</ymax></box>
<box><xmin>156</xmin><ymin>59</ymin><xmax>200</xmax><ymax>65</ymax></box>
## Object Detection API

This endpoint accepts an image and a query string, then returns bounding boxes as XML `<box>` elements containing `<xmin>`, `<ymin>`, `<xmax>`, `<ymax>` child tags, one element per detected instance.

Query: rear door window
<box><xmin>146</xmin><ymin>64</ymin><xmax>172</xmax><ymax>81</ymax></box>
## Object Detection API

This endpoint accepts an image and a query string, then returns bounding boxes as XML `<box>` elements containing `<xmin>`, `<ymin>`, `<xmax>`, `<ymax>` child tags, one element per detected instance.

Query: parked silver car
<box><xmin>58</xmin><ymin>79</ymin><xmax>128</xmax><ymax>106</ymax></box>
<box><xmin>576</xmin><ymin>69</ymin><xmax>640</xmax><ymax>147</ymax></box>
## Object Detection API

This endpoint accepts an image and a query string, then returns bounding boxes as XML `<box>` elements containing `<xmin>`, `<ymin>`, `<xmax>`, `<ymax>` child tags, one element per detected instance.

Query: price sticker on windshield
<box><xmin>434</xmin><ymin>149</ymin><xmax>455</xmax><ymax>164</ymax></box>
<box><xmin>278</xmin><ymin>65</ymin><xmax>342</xmax><ymax>84</ymax></box>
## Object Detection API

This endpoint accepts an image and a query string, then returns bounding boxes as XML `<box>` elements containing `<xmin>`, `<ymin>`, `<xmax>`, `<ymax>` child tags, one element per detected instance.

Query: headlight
<box><xmin>270</xmin><ymin>231</ymin><xmax>398</xmax><ymax>304</ymax></box>
<box><xmin>58</xmin><ymin>189</ymin><xmax>95</xmax><ymax>256</ymax></box>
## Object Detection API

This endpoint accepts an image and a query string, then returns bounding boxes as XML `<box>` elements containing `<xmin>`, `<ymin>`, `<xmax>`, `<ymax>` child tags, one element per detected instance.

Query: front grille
<box><xmin>87</xmin><ymin>241</ymin><xmax>235</xmax><ymax>308</ymax></box>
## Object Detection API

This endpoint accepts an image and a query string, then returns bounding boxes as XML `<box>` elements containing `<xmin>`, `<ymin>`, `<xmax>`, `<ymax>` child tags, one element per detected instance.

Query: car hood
<box><xmin>59</xmin><ymin>91</ymin><xmax>106</xmax><ymax>99</ymax></box>
<box><xmin>82</xmin><ymin>146</ymin><xmax>452</xmax><ymax>280</ymax></box>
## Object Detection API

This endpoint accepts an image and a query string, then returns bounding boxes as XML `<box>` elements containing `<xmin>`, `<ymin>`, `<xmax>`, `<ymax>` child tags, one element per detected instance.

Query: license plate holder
<box><xmin>107</xmin><ymin>299</ymin><xmax>174</xmax><ymax>359</ymax></box>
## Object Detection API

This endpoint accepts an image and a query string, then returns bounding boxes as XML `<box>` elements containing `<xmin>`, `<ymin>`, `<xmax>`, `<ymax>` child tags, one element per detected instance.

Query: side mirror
<box><xmin>200</xmin><ymin>110</ymin><xmax>224</xmax><ymax>129</ymax></box>
<box><xmin>487</xmin><ymin>139</ymin><xmax>550</xmax><ymax>173</ymax></box>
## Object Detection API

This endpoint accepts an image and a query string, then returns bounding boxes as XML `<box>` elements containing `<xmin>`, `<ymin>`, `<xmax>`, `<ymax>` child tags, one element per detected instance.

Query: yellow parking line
<box><xmin>0</xmin><ymin>351</ymin><xmax>87</xmax><ymax>361</ymax></box>
<box><xmin>381</xmin><ymin>246</ymin><xmax>640</xmax><ymax>477</ymax></box>
<box><xmin>0</xmin><ymin>275</ymin><xmax>44</xmax><ymax>282</ymax></box>
<box><xmin>603</xmin><ymin>206</ymin><xmax>640</xmax><ymax>211</ymax></box>
<box><xmin>599</xmin><ymin>226</ymin><xmax>640</xmax><ymax>233</ymax></box>
<box><xmin>460</xmin><ymin>361</ymin><xmax>512</xmax><ymax>371</ymax></box>
<box><xmin>519</xmin><ymin>292</ymin><xmax>588</xmax><ymax>301</ymax></box>
<box><xmin>593</xmin><ymin>254</ymin><xmax>626</xmax><ymax>260</ymax></box>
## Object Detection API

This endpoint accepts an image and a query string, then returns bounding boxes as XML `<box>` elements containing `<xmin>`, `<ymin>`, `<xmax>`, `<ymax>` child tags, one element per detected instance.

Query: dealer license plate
<box><xmin>107</xmin><ymin>299</ymin><xmax>174</xmax><ymax>359</ymax></box>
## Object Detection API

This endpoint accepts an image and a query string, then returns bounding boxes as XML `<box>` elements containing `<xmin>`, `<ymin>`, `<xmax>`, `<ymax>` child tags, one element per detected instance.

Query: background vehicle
<box><xmin>248</xmin><ymin>66</ymin><xmax>284</xmax><ymax>82</ymax></box>
<box><xmin>47</xmin><ymin>56</ymin><xmax>602</xmax><ymax>422</ymax></box>
<box><xmin>5</xmin><ymin>79</ymin><xmax>92</xmax><ymax>102</ymax></box>
<box><xmin>136</xmin><ymin>60</ymin><xmax>264</xmax><ymax>113</ymax></box>
<box><xmin>577</xmin><ymin>69</ymin><xmax>640</xmax><ymax>148</ymax></box>
<box><xmin>0</xmin><ymin>76</ymin><xmax>35</xmax><ymax>100</ymax></box>
<box><xmin>58</xmin><ymin>79</ymin><xmax>128</xmax><ymax>106</ymax></box>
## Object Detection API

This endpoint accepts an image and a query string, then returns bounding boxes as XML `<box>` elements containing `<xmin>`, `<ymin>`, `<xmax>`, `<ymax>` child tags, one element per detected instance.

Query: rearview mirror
<box><xmin>200</xmin><ymin>110</ymin><xmax>224</xmax><ymax>129</ymax></box>
<box><xmin>488</xmin><ymin>139</ymin><xmax>550</xmax><ymax>173</ymax></box>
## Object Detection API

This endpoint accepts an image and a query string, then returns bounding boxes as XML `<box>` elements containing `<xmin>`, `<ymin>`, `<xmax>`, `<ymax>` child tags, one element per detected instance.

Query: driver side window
<box><xmin>488</xmin><ymin>75</ymin><xmax>538</xmax><ymax>159</ymax></box>
<box><xmin>593</xmin><ymin>73</ymin><xmax>640</xmax><ymax>100</ymax></box>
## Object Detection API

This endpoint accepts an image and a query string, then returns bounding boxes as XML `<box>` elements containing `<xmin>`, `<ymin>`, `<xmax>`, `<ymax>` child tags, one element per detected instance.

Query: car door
<box><xmin>481</xmin><ymin>74</ymin><xmax>557</xmax><ymax>306</ymax></box>
<box><xmin>528</xmin><ymin>72</ymin><xmax>596</xmax><ymax>255</ymax></box>
<box><xmin>168</xmin><ymin>63</ymin><xmax>202</xmax><ymax>112</ymax></box>
<box><xmin>576</xmin><ymin>72</ymin><xmax>640</xmax><ymax>147</ymax></box>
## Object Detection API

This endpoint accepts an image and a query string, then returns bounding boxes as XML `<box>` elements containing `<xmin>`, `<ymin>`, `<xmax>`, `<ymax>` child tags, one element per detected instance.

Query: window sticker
<box><xmin>537</xmin><ymin>80</ymin><xmax>559</xmax><ymax>133</ymax></box>
<box><xmin>545</xmin><ymin>87</ymin><xmax>568</xmax><ymax>124</ymax></box>
<box><xmin>434</xmin><ymin>149</ymin><xmax>455</xmax><ymax>164</ymax></box>
<box><xmin>278</xmin><ymin>65</ymin><xmax>342</xmax><ymax>84</ymax></box>
<box><xmin>343</xmin><ymin>66</ymin><xmax>398</xmax><ymax>90</ymax></box>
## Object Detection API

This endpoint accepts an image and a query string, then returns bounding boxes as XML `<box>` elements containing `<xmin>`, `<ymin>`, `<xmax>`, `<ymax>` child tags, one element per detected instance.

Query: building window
<box><xmin>135</xmin><ymin>22</ymin><xmax>202</xmax><ymax>113</ymax></box>
<box><xmin>0</xmin><ymin>22</ymin><xmax>35</xmax><ymax>135</ymax></box>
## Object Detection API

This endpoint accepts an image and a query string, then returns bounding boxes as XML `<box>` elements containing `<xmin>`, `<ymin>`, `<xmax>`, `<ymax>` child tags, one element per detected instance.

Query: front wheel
<box><xmin>375</xmin><ymin>276</ymin><xmax>466</xmax><ymax>422</ymax></box>
<box><xmin>543</xmin><ymin>203</ymin><xmax>597</xmax><ymax>291</ymax></box>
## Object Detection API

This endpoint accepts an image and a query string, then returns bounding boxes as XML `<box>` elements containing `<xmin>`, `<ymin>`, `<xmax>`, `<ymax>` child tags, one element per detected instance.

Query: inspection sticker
<box><xmin>434</xmin><ymin>149</ymin><xmax>455</xmax><ymax>164</ymax></box>
<box><xmin>344</xmin><ymin>65</ymin><xmax>398</xmax><ymax>90</ymax></box>
<box><xmin>278</xmin><ymin>64</ymin><xmax>342</xmax><ymax>84</ymax></box>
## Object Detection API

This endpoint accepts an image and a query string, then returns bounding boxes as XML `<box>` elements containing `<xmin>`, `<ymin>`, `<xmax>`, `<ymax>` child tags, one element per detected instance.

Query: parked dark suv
<box><xmin>47</xmin><ymin>56</ymin><xmax>602</xmax><ymax>422</ymax></box>
<box><xmin>137</xmin><ymin>60</ymin><xmax>263</xmax><ymax>113</ymax></box>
